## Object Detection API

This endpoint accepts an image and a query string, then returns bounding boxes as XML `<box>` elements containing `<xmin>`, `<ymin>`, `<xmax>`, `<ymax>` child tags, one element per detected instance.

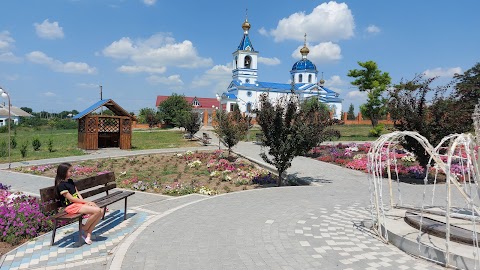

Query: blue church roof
<box><xmin>291</xmin><ymin>59</ymin><xmax>316</xmax><ymax>71</ymax></box>
<box><xmin>238</xmin><ymin>34</ymin><xmax>255</xmax><ymax>51</ymax></box>
<box><xmin>73</xmin><ymin>99</ymin><xmax>133</xmax><ymax>120</ymax></box>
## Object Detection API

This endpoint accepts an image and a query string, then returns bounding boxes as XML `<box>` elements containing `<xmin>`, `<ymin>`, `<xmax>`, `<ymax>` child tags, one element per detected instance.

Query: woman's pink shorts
<box><xmin>65</xmin><ymin>203</ymin><xmax>85</xmax><ymax>214</ymax></box>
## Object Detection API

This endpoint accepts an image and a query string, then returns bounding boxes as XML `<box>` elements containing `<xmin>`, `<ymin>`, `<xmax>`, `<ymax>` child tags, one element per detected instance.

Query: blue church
<box><xmin>219</xmin><ymin>17</ymin><xmax>343</xmax><ymax>119</ymax></box>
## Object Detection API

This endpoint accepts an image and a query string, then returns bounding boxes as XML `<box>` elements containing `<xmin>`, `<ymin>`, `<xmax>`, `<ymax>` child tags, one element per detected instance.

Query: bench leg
<box><xmin>124</xmin><ymin>198</ymin><xmax>128</xmax><ymax>220</ymax></box>
<box><xmin>51</xmin><ymin>220</ymin><xmax>58</xmax><ymax>246</ymax></box>
<box><xmin>77</xmin><ymin>217</ymin><xmax>83</xmax><ymax>246</ymax></box>
<box><xmin>102</xmin><ymin>207</ymin><xmax>107</xmax><ymax>220</ymax></box>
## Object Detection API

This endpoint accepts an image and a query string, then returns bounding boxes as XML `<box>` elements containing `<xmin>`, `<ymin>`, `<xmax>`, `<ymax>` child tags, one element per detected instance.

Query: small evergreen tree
<box><xmin>347</xmin><ymin>103</ymin><xmax>355</xmax><ymax>120</ymax></box>
<box><xmin>256</xmin><ymin>94</ymin><xmax>339</xmax><ymax>186</ymax></box>
<box><xmin>32</xmin><ymin>138</ymin><xmax>41</xmax><ymax>151</ymax></box>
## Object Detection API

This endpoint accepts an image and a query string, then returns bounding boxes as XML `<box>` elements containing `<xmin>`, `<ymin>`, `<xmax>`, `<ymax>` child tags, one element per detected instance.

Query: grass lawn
<box><xmin>0</xmin><ymin>127</ymin><xmax>199</xmax><ymax>164</ymax></box>
<box><xmin>245</xmin><ymin>124</ymin><xmax>393</xmax><ymax>142</ymax></box>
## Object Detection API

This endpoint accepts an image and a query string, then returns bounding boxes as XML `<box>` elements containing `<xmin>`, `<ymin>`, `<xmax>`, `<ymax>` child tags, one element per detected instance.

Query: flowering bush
<box><xmin>188</xmin><ymin>160</ymin><xmax>202</xmax><ymax>168</ymax></box>
<box><xmin>198</xmin><ymin>186</ymin><xmax>217</xmax><ymax>196</ymax></box>
<box><xmin>163</xmin><ymin>182</ymin><xmax>197</xmax><ymax>196</ymax></box>
<box><xmin>251</xmin><ymin>173</ymin><xmax>278</xmax><ymax>185</ymax></box>
<box><xmin>0</xmin><ymin>186</ymin><xmax>53</xmax><ymax>245</ymax></box>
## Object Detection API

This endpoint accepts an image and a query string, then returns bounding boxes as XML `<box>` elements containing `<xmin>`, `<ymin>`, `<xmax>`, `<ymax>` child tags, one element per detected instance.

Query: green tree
<box><xmin>256</xmin><ymin>94</ymin><xmax>339</xmax><ymax>187</ymax></box>
<box><xmin>157</xmin><ymin>94</ymin><xmax>192</xmax><ymax>127</ymax></box>
<box><xmin>138</xmin><ymin>108</ymin><xmax>158</xmax><ymax>124</ymax></box>
<box><xmin>347</xmin><ymin>103</ymin><xmax>355</xmax><ymax>120</ymax></box>
<box><xmin>388</xmin><ymin>74</ymin><xmax>465</xmax><ymax>169</ymax></box>
<box><xmin>347</xmin><ymin>61</ymin><xmax>391</xmax><ymax>127</ymax></box>
<box><xmin>213</xmin><ymin>105</ymin><xmax>249</xmax><ymax>156</ymax></box>
<box><xmin>20</xmin><ymin>107</ymin><xmax>33</xmax><ymax>114</ymax></box>
<box><xmin>181</xmin><ymin>111</ymin><xmax>202</xmax><ymax>137</ymax></box>
<box><xmin>452</xmin><ymin>62</ymin><xmax>480</xmax><ymax>131</ymax></box>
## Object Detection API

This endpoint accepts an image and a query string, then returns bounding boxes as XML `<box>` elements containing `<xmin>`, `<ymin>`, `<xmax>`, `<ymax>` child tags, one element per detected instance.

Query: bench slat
<box><xmin>81</xmin><ymin>182</ymin><xmax>116</xmax><ymax>199</ymax></box>
<box><xmin>95</xmin><ymin>191</ymin><xmax>135</xmax><ymax>208</ymax></box>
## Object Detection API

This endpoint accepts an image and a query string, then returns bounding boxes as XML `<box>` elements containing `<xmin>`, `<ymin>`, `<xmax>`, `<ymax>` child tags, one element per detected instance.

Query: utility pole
<box><xmin>100</xmin><ymin>85</ymin><xmax>103</xmax><ymax>115</ymax></box>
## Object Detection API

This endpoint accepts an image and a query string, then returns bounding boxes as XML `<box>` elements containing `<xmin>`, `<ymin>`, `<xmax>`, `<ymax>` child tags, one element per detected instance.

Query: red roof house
<box><xmin>155</xmin><ymin>96</ymin><xmax>225</xmax><ymax>110</ymax></box>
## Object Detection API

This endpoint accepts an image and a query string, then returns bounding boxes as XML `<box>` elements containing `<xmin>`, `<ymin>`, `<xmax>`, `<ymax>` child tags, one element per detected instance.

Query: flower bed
<box><xmin>0</xmin><ymin>183</ymin><xmax>53</xmax><ymax>248</ymax></box>
<box><xmin>306</xmin><ymin>143</ymin><xmax>474</xmax><ymax>182</ymax></box>
<box><xmin>15</xmin><ymin>150</ymin><xmax>282</xmax><ymax>196</ymax></box>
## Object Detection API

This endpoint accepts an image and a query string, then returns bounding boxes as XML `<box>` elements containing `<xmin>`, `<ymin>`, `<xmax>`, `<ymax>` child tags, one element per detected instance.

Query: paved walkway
<box><xmin>0</xmin><ymin>133</ymin><xmax>444</xmax><ymax>269</ymax></box>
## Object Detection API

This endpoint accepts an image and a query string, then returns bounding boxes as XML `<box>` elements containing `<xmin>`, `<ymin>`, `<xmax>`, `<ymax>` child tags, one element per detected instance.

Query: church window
<box><xmin>246</xmin><ymin>102</ymin><xmax>252</xmax><ymax>113</ymax></box>
<box><xmin>244</xmin><ymin>56</ymin><xmax>252</xmax><ymax>69</ymax></box>
<box><xmin>235</xmin><ymin>56</ymin><xmax>238</xmax><ymax>69</ymax></box>
<box><xmin>247</xmin><ymin>91</ymin><xmax>252</xmax><ymax>97</ymax></box>
<box><xmin>308</xmin><ymin>74</ymin><xmax>312</xmax><ymax>83</ymax></box>
<box><xmin>299</xmin><ymin>74</ymin><xmax>303</xmax><ymax>83</ymax></box>
<box><xmin>246</xmin><ymin>79</ymin><xmax>250</xmax><ymax>84</ymax></box>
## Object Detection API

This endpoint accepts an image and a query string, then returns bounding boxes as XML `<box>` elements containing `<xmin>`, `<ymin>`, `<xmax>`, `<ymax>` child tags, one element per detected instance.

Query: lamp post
<box><xmin>0</xmin><ymin>86</ymin><xmax>11</xmax><ymax>169</ymax></box>
<box><xmin>216</xmin><ymin>94</ymin><xmax>222</xmax><ymax>150</ymax></box>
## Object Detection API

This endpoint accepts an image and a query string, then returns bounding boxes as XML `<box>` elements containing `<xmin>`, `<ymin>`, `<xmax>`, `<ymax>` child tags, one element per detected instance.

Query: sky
<box><xmin>0</xmin><ymin>0</ymin><xmax>479</xmax><ymax>114</ymax></box>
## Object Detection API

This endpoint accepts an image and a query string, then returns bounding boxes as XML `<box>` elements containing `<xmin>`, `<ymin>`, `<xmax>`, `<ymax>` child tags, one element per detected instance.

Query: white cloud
<box><xmin>143</xmin><ymin>0</ymin><xmax>156</xmax><ymax>5</ymax></box>
<box><xmin>292</xmin><ymin>42</ymin><xmax>342</xmax><ymax>63</ymax></box>
<box><xmin>0</xmin><ymin>31</ymin><xmax>14</xmax><ymax>51</ymax></box>
<box><xmin>270</xmin><ymin>1</ymin><xmax>355</xmax><ymax>42</ymax></box>
<box><xmin>347</xmin><ymin>90</ymin><xmax>367</xmax><ymax>98</ymax></box>
<box><xmin>191</xmin><ymin>64</ymin><xmax>231</xmax><ymax>93</ymax></box>
<box><xmin>34</xmin><ymin>19</ymin><xmax>64</xmax><ymax>39</ymax></box>
<box><xmin>44</xmin><ymin>92</ymin><xmax>56</xmax><ymax>97</ymax></box>
<box><xmin>424</xmin><ymin>67</ymin><xmax>462</xmax><ymax>78</ymax></box>
<box><xmin>366</xmin><ymin>25</ymin><xmax>381</xmax><ymax>34</ymax></box>
<box><xmin>0</xmin><ymin>52</ymin><xmax>21</xmax><ymax>63</ymax></box>
<box><xmin>258</xmin><ymin>57</ymin><xmax>281</xmax><ymax>66</ymax></box>
<box><xmin>26</xmin><ymin>51</ymin><xmax>97</xmax><ymax>74</ymax></box>
<box><xmin>258</xmin><ymin>27</ymin><xmax>268</xmax><ymax>36</ymax></box>
<box><xmin>103</xmin><ymin>33</ymin><xmax>213</xmax><ymax>74</ymax></box>
<box><xmin>325</xmin><ymin>75</ymin><xmax>345</xmax><ymax>86</ymax></box>
<box><xmin>117</xmin><ymin>65</ymin><xmax>166</xmax><ymax>74</ymax></box>
<box><xmin>147</xmin><ymin>74</ymin><xmax>184</xmax><ymax>85</ymax></box>
<box><xmin>0</xmin><ymin>31</ymin><xmax>20</xmax><ymax>63</ymax></box>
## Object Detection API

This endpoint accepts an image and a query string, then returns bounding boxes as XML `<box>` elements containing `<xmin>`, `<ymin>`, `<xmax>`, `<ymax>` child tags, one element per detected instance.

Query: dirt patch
<box><xmin>15</xmin><ymin>150</ymin><xmax>293</xmax><ymax>196</ymax></box>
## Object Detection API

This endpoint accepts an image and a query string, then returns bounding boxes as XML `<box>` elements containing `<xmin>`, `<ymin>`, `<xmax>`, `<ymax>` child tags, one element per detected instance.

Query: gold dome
<box><xmin>242</xmin><ymin>20</ymin><xmax>251</xmax><ymax>31</ymax></box>
<box><xmin>300</xmin><ymin>45</ymin><xmax>309</xmax><ymax>55</ymax></box>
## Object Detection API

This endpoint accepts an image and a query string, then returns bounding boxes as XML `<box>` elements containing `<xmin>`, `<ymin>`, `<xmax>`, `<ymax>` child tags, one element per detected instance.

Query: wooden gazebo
<box><xmin>73</xmin><ymin>99</ymin><xmax>135</xmax><ymax>150</ymax></box>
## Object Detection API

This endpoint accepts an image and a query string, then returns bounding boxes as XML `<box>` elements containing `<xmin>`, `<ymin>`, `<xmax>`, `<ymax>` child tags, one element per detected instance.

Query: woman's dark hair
<box><xmin>55</xmin><ymin>163</ymin><xmax>72</xmax><ymax>187</ymax></box>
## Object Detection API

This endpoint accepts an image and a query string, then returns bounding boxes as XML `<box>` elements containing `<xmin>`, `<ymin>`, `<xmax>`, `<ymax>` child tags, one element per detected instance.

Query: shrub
<box><xmin>20</xmin><ymin>142</ymin><xmax>28</xmax><ymax>158</ymax></box>
<box><xmin>32</xmin><ymin>138</ymin><xmax>41</xmax><ymax>151</ymax></box>
<box><xmin>368</xmin><ymin>123</ymin><xmax>384</xmax><ymax>137</ymax></box>
<box><xmin>10</xmin><ymin>137</ymin><xmax>16</xmax><ymax>149</ymax></box>
<box><xmin>48</xmin><ymin>138</ymin><xmax>54</xmax><ymax>152</ymax></box>
<box><xmin>0</xmin><ymin>141</ymin><xmax>6</xmax><ymax>157</ymax></box>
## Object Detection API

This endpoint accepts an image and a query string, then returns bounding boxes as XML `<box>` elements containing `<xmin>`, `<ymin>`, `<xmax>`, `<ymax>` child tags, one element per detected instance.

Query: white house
<box><xmin>221</xmin><ymin>18</ymin><xmax>343</xmax><ymax>119</ymax></box>
<box><xmin>0</xmin><ymin>104</ymin><xmax>32</xmax><ymax>126</ymax></box>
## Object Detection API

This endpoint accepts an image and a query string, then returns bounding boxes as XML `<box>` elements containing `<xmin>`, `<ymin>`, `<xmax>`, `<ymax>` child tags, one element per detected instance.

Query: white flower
<box><xmin>346</xmin><ymin>146</ymin><xmax>359</xmax><ymax>152</ymax></box>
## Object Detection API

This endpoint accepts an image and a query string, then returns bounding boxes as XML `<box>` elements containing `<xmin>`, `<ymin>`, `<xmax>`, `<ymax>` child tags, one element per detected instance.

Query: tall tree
<box><xmin>213</xmin><ymin>105</ymin><xmax>249</xmax><ymax>155</ymax></box>
<box><xmin>347</xmin><ymin>103</ymin><xmax>355</xmax><ymax>120</ymax></box>
<box><xmin>388</xmin><ymin>74</ymin><xmax>466</xmax><ymax>169</ymax></box>
<box><xmin>157</xmin><ymin>94</ymin><xmax>192</xmax><ymax>127</ymax></box>
<box><xmin>452</xmin><ymin>62</ymin><xmax>480</xmax><ymax>131</ymax></box>
<box><xmin>257</xmin><ymin>94</ymin><xmax>339</xmax><ymax>187</ymax></box>
<box><xmin>347</xmin><ymin>61</ymin><xmax>391</xmax><ymax>127</ymax></box>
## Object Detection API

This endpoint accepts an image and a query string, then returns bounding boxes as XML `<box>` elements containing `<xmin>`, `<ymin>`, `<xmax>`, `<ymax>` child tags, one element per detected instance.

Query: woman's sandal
<box><xmin>82</xmin><ymin>235</ymin><xmax>93</xmax><ymax>245</ymax></box>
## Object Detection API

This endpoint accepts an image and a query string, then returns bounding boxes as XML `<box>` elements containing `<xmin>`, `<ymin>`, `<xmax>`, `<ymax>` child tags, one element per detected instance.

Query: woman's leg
<box><xmin>78</xmin><ymin>205</ymin><xmax>104</xmax><ymax>238</ymax></box>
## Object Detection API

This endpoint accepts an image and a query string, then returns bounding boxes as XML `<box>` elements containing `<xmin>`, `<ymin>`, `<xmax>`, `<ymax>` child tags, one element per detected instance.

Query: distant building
<box><xmin>0</xmin><ymin>104</ymin><xmax>32</xmax><ymax>126</ymax></box>
<box><xmin>220</xmin><ymin>17</ymin><xmax>343</xmax><ymax>119</ymax></box>
<box><xmin>155</xmin><ymin>96</ymin><xmax>224</xmax><ymax>112</ymax></box>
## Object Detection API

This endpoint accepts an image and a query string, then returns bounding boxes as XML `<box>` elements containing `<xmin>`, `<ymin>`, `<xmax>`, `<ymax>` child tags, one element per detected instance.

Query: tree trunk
<box><xmin>277</xmin><ymin>169</ymin><xmax>284</xmax><ymax>187</ymax></box>
<box><xmin>371</xmin><ymin>117</ymin><xmax>379</xmax><ymax>128</ymax></box>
